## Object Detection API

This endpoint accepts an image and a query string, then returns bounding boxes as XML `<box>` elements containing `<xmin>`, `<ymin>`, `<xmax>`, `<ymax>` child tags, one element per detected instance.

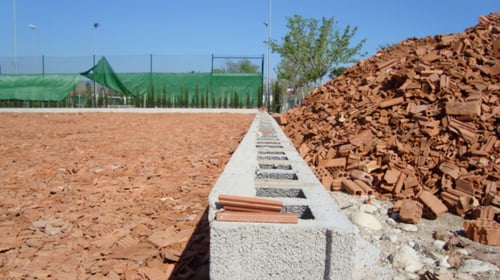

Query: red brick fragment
<box><xmin>321</xmin><ymin>174</ymin><xmax>334</xmax><ymax>191</ymax></box>
<box><xmin>380</xmin><ymin>97</ymin><xmax>404</xmax><ymax>108</ymax></box>
<box><xmin>341</xmin><ymin>179</ymin><xmax>364</xmax><ymax>196</ymax></box>
<box><xmin>456</xmin><ymin>195</ymin><xmax>480</xmax><ymax>217</ymax></box>
<box><xmin>471</xmin><ymin>206</ymin><xmax>500</xmax><ymax>220</ymax></box>
<box><xmin>318</xmin><ymin>157</ymin><xmax>346</xmax><ymax>169</ymax></box>
<box><xmin>298</xmin><ymin>143</ymin><xmax>310</xmax><ymax>157</ymax></box>
<box><xmin>445</xmin><ymin>101</ymin><xmax>481</xmax><ymax>116</ymax></box>
<box><xmin>493</xmin><ymin>39</ymin><xmax>500</xmax><ymax>58</ymax></box>
<box><xmin>349</xmin><ymin>169</ymin><xmax>374</xmax><ymax>186</ymax></box>
<box><xmin>483</xmin><ymin>192</ymin><xmax>500</xmax><ymax>208</ymax></box>
<box><xmin>464</xmin><ymin>219</ymin><xmax>500</xmax><ymax>246</ymax></box>
<box><xmin>398</xmin><ymin>199</ymin><xmax>423</xmax><ymax>224</ymax></box>
<box><xmin>439</xmin><ymin>162</ymin><xmax>461</xmax><ymax>179</ymax></box>
<box><xmin>353</xmin><ymin>179</ymin><xmax>374</xmax><ymax>195</ymax></box>
<box><xmin>384</xmin><ymin>169</ymin><xmax>401</xmax><ymax>185</ymax></box>
<box><xmin>417</xmin><ymin>190</ymin><xmax>448</xmax><ymax>219</ymax></box>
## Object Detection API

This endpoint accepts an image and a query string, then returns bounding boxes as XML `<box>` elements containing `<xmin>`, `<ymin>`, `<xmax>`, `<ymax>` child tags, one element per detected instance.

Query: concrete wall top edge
<box><xmin>208</xmin><ymin>113</ymin><xmax>261</xmax><ymax>222</ymax></box>
<box><xmin>209</xmin><ymin>112</ymin><xmax>356</xmax><ymax>232</ymax></box>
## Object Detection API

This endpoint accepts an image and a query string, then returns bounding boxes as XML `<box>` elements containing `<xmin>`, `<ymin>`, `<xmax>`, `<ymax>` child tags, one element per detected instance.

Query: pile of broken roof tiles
<box><xmin>276</xmin><ymin>13</ymin><xmax>500</xmax><ymax>245</ymax></box>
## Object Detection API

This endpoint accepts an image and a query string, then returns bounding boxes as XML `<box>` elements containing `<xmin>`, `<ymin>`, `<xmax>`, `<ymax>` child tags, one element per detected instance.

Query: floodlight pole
<box><xmin>93</xmin><ymin>22</ymin><xmax>100</xmax><ymax>107</ymax></box>
<box><xmin>13</xmin><ymin>0</ymin><xmax>18</xmax><ymax>74</ymax></box>
<box><xmin>29</xmin><ymin>24</ymin><xmax>37</xmax><ymax>73</ymax></box>
<box><xmin>266</xmin><ymin>0</ymin><xmax>272</xmax><ymax>108</ymax></box>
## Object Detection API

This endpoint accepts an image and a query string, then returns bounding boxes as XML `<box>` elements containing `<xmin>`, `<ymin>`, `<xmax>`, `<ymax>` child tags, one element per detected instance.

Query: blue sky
<box><xmin>0</xmin><ymin>0</ymin><xmax>498</xmax><ymax>74</ymax></box>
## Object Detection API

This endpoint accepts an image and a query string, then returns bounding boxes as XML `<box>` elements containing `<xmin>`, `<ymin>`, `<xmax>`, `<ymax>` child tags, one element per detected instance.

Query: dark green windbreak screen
<box><xmin>117</xmin><ymin>73</ymin><xmax>262</xmax><ymax>107</ymax></box>
<box><xmin>0</xmin><ymin>56</ymin><xmax>263</xmax><ymax>107</ymax></box>
<box><xmin>0</xmin><ymin>74</ymin><xmax>80</xmax><ymax>101</ymax></box>
<box><xmin>81</xmin><ymin>57</ymin><xmax>132</xmax><ymax>95</ymax></box>
<box><xmin>82</xmin><ymin>57</ymin><xmax>263</xmax><ymax>107</ymax></box>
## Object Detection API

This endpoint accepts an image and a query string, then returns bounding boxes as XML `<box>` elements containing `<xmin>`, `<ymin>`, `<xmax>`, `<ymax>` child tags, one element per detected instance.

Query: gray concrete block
<box><xmin>209</xmin><ymin>112</ymin><xmax>357</xmax><ymax>279</ymax></box>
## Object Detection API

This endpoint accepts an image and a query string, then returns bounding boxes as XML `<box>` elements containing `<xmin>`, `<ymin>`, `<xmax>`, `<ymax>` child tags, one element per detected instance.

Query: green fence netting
<box><xmin>116</xmin><ymin>72</ymin><xmax>262</xmax><ymax>107</ymax></box>
<box><xmin>0</xmin><ymin>56</ymin><xmax>263</xmax><ymax>107</ymax></box>
<box><xmin>81</xmin><ymin>57</ymin><xmax>263</xmax><ymax>107</ymax></box>
<box><xmin>0</xmin><ymin>74</ymin><xmax>81</xmax><ymax>101</ymax></box>
<box><xmin>80</xmin><ymin>57</ymin><xmax>131</xmax><ymax>96</ymax></box>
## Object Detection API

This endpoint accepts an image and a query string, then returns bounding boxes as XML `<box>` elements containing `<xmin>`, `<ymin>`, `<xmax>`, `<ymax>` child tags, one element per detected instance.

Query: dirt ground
<box><xmin>0</xmin><ymin>112</ymin><xmax>254</xmax><ymax>279</ymax></box>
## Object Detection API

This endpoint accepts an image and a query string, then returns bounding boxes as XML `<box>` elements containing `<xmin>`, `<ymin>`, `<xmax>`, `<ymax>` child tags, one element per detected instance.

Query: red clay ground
<box><xmin>0</xmin><ymin>112</ymin><xmax>254</xmax><ymax>279</ymax></box>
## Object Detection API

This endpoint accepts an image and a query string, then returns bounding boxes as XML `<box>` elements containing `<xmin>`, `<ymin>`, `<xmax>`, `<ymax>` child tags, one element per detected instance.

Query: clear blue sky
<box><xmin>0</xmin><ymin>0</ymin><xmax>498</xmax><ymax>74</ymax></box>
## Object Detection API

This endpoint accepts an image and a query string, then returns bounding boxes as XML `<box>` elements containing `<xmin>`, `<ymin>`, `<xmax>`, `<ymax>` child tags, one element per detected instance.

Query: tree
<box><xmin>329</xmin><ymin>66</ymin><xmax>347</xmax><ymax>79</ymax></box>
<box><xmin>267</xmin><ymin>14</ymin><xmax>366</xmax><ymax>88</ymax></box>
<box><xmin>271</xmin><ymin>80</ymin><xmax>283</xmax><ymax>113</ymax></box>
<box><xmin>85</xmin><ymin>81</ymin><xmax>92</xmax><ymax>107</ymax></box>
<box><xmin>213</xmin><ymin>59</ymin><xmax>259</xmax><ymax>73</ymax></box>
<box><xmin>276</xmin><ymin>58</ymin><xmax>301</xmax><ymax>89</ymax></box>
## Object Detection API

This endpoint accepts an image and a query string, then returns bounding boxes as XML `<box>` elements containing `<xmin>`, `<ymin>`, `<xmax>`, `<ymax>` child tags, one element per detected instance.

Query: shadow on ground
<box><xmin>169</xmin><ymin>208</ymin><xmax>210</xmax><ymax>280</ymax></box>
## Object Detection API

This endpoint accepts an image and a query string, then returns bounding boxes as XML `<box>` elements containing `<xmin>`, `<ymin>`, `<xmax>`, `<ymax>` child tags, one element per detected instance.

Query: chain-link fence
<box><xmin>0</xmin><ymin>54</ymin><xmax>264</xmax><ymax>108</ymax></box>
<box><xmin>0</xmin><ymin>54</ymin><xmax>242</xmax><ymax>75</ymax></box>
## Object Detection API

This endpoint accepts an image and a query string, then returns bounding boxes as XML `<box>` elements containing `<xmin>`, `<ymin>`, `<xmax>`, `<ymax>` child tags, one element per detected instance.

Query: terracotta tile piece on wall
<box><xmin>216</xmin><ymin>211</ymin><xmax>299</xmax><ymax>224</ymax></box>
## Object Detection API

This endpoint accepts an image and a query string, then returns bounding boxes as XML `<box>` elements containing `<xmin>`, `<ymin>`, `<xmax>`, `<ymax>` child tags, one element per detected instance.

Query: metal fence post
<box><xmin>211</xmin><ymin>54</ymin><xmax>214</xmax><ymax>73</ymax></box>
<box><xmin>261</xmin><ymin>54</ymin><xmax>265</xmax><ymax>107</ymax></box>
<box><xmin>93</xmin><ymin>54</ymin><xmax>97</xmax><ymax>107</ymax></box>
<box><xmin>42</xmin><ymin>55</ymin><xmax>45</xmax><ymax>76</ymax></box>
<box><xmin>149</xmin><ymin>54</ymin><xmax>153</xmax><ymax>107</ymax></box>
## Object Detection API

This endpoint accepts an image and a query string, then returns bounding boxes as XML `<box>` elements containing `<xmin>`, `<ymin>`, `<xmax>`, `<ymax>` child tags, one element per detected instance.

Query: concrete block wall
<box><xmin>208</xmin><ymin>112</ymin><xmax>357</xmax><ymax>279</ymax></box>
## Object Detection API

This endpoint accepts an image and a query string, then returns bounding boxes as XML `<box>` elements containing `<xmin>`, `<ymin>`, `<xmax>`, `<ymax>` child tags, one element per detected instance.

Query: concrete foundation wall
<box><xmin>208</xmin><ymin>112</ymin><xmax>357</xmax><ymax>279</ymax></box>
